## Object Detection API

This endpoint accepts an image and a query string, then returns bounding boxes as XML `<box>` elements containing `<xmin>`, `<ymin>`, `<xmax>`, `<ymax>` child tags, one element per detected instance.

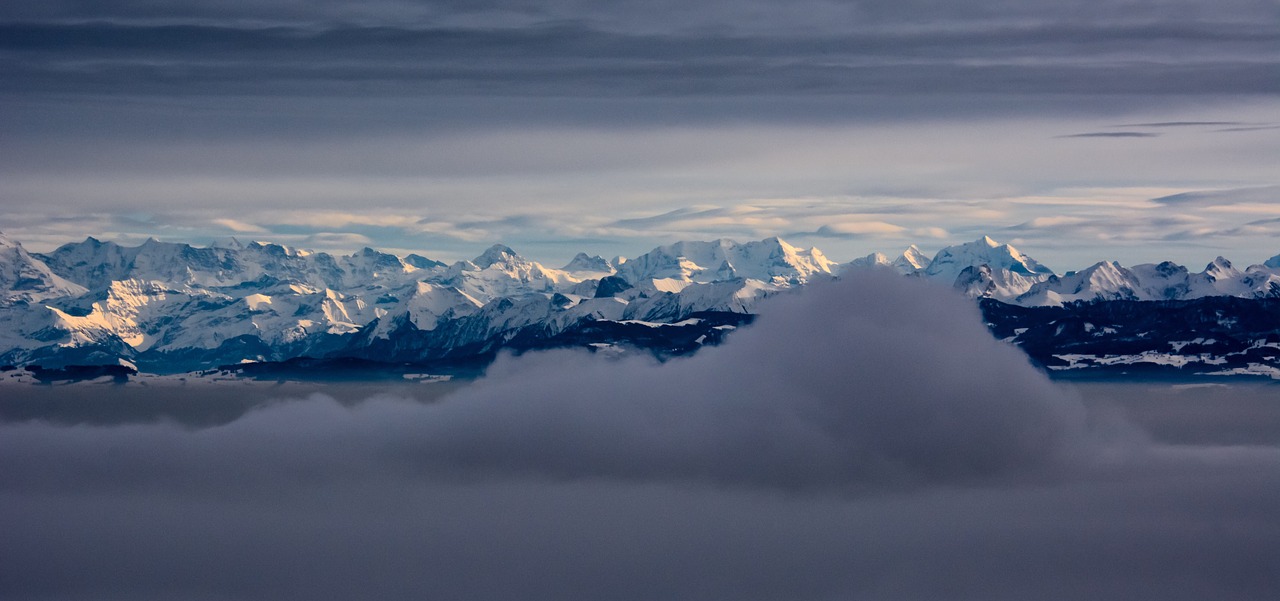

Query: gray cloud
<box><xmin>3</xmin><ymin>273</ymin><xmax>1280</xmax><ymax>599</ymax></box>
<box><xmin>1152</xmin><ymin>185</ymin><xmax>1280</xmax><ymax>206</ymax></box>
<box><xmin>1</xmin><ymin>19</ymin><xmax>1276</xmax><ymax>98</ymax></box>
<box><xmin>1057</xmin><ymin>132</ymin><xmax>1162</xmax><ymax>138</ymax></box>
<box><xmin>1215</xmin><ymin>124</ymin><xmax>1280</xmax><ymax>132</ymax></box>
<box><xmin>3</xmin><ymin>0</ymin><xmax>1278</xmax><ymax>31</ymax></box>
<box><xmin>1116</xmin><ymin>121</ymin><xmax>1249</xmax><ymax>127</ymax></box>
<box><xmin>0</xmin><ymin>273</ymin><xmax>1102</xmax><ymax>492</ymax></box>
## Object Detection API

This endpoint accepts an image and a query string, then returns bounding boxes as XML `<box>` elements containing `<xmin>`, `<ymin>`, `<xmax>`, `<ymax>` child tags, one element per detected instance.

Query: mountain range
<box><xmin>3</xmin><ymin>231</ymin><xmax>1280</xmax><ymax>379</ymax></box>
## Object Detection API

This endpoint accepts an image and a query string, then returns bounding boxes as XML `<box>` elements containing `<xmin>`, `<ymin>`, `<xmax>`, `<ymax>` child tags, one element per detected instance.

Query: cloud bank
<box><xmin>4</xmin><ymin>272</ymin><xmax>1279</xmax><ymax>599</ymax></box>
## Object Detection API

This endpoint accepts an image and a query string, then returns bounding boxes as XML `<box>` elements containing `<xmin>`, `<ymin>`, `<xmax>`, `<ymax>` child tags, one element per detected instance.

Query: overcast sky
<box><xmin>1</xmin><ymin>0</ymin><xmax>1277</xmax><ymax>269</ymax></box>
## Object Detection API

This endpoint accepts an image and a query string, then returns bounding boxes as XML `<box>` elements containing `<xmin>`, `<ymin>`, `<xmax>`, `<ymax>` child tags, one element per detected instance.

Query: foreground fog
<box><xmin>3</xmin><ymin>273</ymin><xmax>1279</xmax><ymax>600</ymax></box>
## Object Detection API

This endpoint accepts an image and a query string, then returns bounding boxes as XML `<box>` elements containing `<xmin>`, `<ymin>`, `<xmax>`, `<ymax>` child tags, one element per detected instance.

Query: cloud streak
<box><xmin>1115</xmin><ymin>121</ymin><xmax>1249</xmax><ymax>127</ymax></box>
<box><xmin>1057</xmin><ymin>131</ymin><xmax>1161</xmax><ymax>138</ymax></box>
<box><xmin>1</xmin><ymin>19</ymin><xmax>1276</xmax><ymax>98</ymax></box>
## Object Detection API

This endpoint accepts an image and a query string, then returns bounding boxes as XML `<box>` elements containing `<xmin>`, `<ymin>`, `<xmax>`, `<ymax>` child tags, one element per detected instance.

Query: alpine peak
<box><xmin>473</xmin><ymin>244</ymin><xmax>521</xmax><ymax>269</ymax></box>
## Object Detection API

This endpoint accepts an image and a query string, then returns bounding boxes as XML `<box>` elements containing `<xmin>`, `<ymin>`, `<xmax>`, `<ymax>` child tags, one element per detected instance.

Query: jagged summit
<box><xmin>897</xmin><ymin>245</ymin><xmax>931</xmax><ymax>272</ymax></box>
<box><xmin>0</xmin><ymin>233</ymin><xmax>88</xmax><ymax>305</ymax></box>
<box><xmin>615</xmin><ymin>237</ymin><xmax>836</xmax><ymax>287</ymax></box>
<box><xmin>920</xmin><ymin>236</ymin><xmax>1053</xmax><ymax>298</ymax></box>
<box><xmin>562</xmin><ymin>252</ymin><xmax>614</xmax><ymax>274</ymax></box>
<box><xmin>926</xmin><ymin>236</ymin><xmax>1052</xmax><ymax>277</ymax></box>
<box><xmin>473</xmin><ymin>244</ymin><xmax>521</xmax><ymax>269</ymax></box>
<box><xmin>1203</xmin><ymin>257</ymin><xmax>1238</xmax><ymax>280</ymax></box>
<box><xmin>404</xmin><ymin>254</ymin><xmax>445</xmax><ymax>270</ymax></box>
<box><xmin>211</xmin><ymin>237</ymin><xmax>245</xmax><ymax>250</ymax></box>
<box><xmin>846</xmin><ymin>245</ymin><xmax>932</xmax><ymax>274</ymax></box>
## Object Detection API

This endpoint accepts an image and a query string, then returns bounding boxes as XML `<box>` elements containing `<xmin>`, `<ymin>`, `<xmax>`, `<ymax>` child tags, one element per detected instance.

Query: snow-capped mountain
<box><xmin>1015</xmin><ymin>257</ymin><xmax>1280</xmax><ymax>306</ymax></box>
<box><xmin>847</xmin><ymin>236</ymin><xmax>1054</xmax><ymax>299</ymax></box>
<box><xmin>5</xmin><ymin>230</ymin><xmax>1280</xmax><ymax>378</ymax></box>
<box><xmin>924</xmin><ymin>236</ymin><xmax>1052</xmax><ymax>279</ymax></box>
<box><xmin>847</xmin><ymin>236</ymin><xmax>1280</xmax><ymax>307</ymax></box>
<box><xmin>614</xmin><ymin>237</ymin><xmax>837</xmax><ymax>291</ymax></box>
<box><xmin>0</xmin><ymin>233</ymin><xmax>86</xmax><ymax>306</ymax></box>
<box><xmin>845</xmin><ymin>245</ymin><xmax>930</xmax><ymax>275</ymax></box>
<box><xmin>1</xmin><ymin>235</ymin><xmax>821</xmax><ymax>372</ymax></box>
<box><xmin>561</xmin><ymin>253</ymin><xmax>616</xmax><ymax>279</ymax></box>
<box><xmin>920</xmin><ymin>236</ymin><xmax>1054</xmax><ymax>298</ymax></box>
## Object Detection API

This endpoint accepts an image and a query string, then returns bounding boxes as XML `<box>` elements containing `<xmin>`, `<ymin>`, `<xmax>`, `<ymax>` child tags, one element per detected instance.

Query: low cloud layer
<box><xmin>424</xmin><ymin>270</ymin><xmax>1098</xmax><ymax>488</ymax></box>
<box><xmin>4</xmin><ymin>273</ymin><xmax>1280</xmax><ymax>599</ymax></box>
<box><xmin>2</xmin><ymin>272</ymin><xmax>1097</xmax><ymax>492</ymax></box>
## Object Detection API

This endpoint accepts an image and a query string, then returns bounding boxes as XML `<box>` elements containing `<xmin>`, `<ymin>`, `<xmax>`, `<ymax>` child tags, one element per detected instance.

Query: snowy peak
<box><xmin>952</xmin><ymin>264</ymin><xmax>1047</xmax><ymax>300</ymax></box>
<box><xmin>1015</xmin><ymin>254</ymin><xmax>1280</xmax><ymax>306</ymax></box>
<box><xmin>1202</xmin><ymin>257</ymin><xmax>1239</xmax><ymax>281</ymax></box>
<box><xmin>846</xmin><ymin>251</ymin><xmax>892</xmax><ymax>271</ymax></box>
<box><xmin>1017</xmin><ymin>261</ymin><xmax>1142</xmax><ymax>305</ymax></box>
<box><xmin>897</xmin><ymin>245</ymin><xmax>931</xmax><ymax>272</ymax></box>
<box><xmin>443</xmin><ymin>244</ymin><xmax>574</xmax><ymax>303</ymax></box>
<box><xmin>340</xmin><ymin>247</ymin><xmax>410</xmax><ymax>283</ymax></box>
<box><xmin>916</xmin><ymin>236</ymin><xmax>1054</xmax><ymax>300</ymax></box>
<box><xmin>244</xmin><ymin>240</ymin><xmax>308</xmax><ymax>257</ymax></box>
<box><xmin>472</xmin><ymin>244</ymin><xmax>521</xmax><ymax>269</ymax></box>
<box><xmin>211</xmin><ymin>237</ymin><xmax>245</xmax><ymax>250</ymax></box>
<box><xmin>617</xmin><ymin>237</ymin><xmax>836</xmax><ymax>287</ymax></box>
<box><xmin>404</xmin><ymin>254</ymin><xmax>445</xmax><ymax>270</ymax></box>
<box><xmin>845</xmin><ymin>245</ymin><xmax>932</xmax><ymax>275</ymax></box>
<box><xmin>562</xmin><ymin>252</ymin><xmax>615</xmax><ymax>275</ymax></box>
<box><xmin>0</xmin><ymin>233</ymin><xmax>88</xmax><ymax>305</ymax></box>
<box><xmin>926</xmin><ymin>236</ymin><xmax>1052</xmax><ymax>278</ymax></box>
<box><xmin>923</xmin><ymin>236</ymin><xmax>1052</xmax><ymax>284</ymax></box>
<box><xmin>394</xmin><ymin>282</ymin><xmax>483</xmax><ymax>333</ymax></box>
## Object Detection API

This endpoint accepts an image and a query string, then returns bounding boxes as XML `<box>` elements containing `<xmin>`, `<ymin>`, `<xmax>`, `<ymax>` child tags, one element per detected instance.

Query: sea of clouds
<box><xmin>3</xmin><ymin>271</ymin><xmax>1278</xmax><ymax>600</ymax></box>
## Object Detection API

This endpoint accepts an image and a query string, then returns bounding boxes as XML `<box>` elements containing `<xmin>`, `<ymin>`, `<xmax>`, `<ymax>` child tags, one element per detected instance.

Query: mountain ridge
<box><xmin>4</xmin><ymin>231</ymin><xmax>1280</xmax><ymax>378</ymax></box>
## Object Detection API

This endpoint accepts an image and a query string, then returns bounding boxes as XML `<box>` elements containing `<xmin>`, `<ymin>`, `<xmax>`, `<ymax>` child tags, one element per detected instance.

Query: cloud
<box><xmin>0</xmin><ymin>271</ymin><xmax>1108</xmax><ymax>494</ymax></box>
<box><xmin>813</xmin><ymin>221</ymin><xmax>907</xmax><ymax>237</ymax></box>
<box><xmin>1152</xmin><ymin>185</ymin><xmax>1280</xmax><ymax>206</ymax></box>
<box><xmin>311</xmin><ymin>231</ymin><xmax>375</xmax><ymax>245</ymax></box>
<box><xmin>2</xmin><ymin>18</ymin><xmax>1277</xmax><ymax>99</ymax></box>
<box><xmin>912</xmin><ymin>226</ymin><xmax>950</xmax><ymax>239</ymax></box>
<box><xmin>1056</xmin><ymin>132</ymin><xmax>1161</xmax><ymax>138</ymax></box>
<box><xmin>1115</xmin><ymin>121</ymin><xmax>1246</xmax><ymax>127</ymax></box>
<box><xmin>410</xmin><ymin>271</ymin><xmax>1102</xmax><ymax>489</ymax></box>
<box><xmin>4</xmin><ymin>272</ymin><xmax>1280</xmax><ymax>599</ymax></box>
<box><xmin>1215</xmin><ymin>124</ymin><xmax>1280</xmax><ymax>132</ymax></box>
<box><xmin>1010</xmin><ymin>215</ymin><xmax>1090</xmax><ymax>229</ymax></box>
<box><xmin>211</xmin><ymin>218</ymin><xmax>268</xmax><ymax>233</ymax></box>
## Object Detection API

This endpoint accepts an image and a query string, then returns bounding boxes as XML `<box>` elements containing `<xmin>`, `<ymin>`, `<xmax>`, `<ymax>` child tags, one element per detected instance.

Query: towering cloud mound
<box><xmin>422</xmin><ymin>269</ymin><xmax>1092</xmax><ymax>489</ymax></box>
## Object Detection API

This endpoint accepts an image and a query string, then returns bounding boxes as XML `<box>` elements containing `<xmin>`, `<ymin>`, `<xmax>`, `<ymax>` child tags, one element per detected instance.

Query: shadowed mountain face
<box><xmin>981</xmin><ymin>296</ymin><xmax>1280</xmax><ymax>378</ymax></box>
